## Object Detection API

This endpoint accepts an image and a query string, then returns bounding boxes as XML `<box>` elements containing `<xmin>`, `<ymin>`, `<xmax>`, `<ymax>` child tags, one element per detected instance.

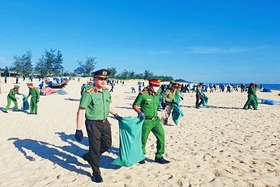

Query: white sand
<box><xmin>0</xmin><ymin>78</ymin><xmax>280</xmax><ymax>187</ymax></box>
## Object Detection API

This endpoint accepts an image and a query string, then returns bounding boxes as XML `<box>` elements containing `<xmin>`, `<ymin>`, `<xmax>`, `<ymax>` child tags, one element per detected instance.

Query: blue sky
<box><xmin>1</xmin><ymin>0</ymin><xmax>279</xmax><ymax>83</ymax></box>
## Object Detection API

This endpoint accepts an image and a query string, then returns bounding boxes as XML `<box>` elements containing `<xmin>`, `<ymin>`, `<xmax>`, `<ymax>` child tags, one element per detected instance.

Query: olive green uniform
<box><xmin>4</xmin><ymin>88</ymin><xmax>21</xmax><ymax>112</ymax></box>
<box><xmin>162</xmin><ymin>89</ymin><xmax>176</xmax><ymax>124</ymax></box>
<box><xmin>243</xmin><ymin>86</ymin><xmax>258</xmax><ymax>109</ymax></box>
<box><xmin>133</xmin><ymin>88</ymin><xmax>165</xmax><ymax>159</ymax></box>
<box><xmin>27</xmin><ymin>87</ymin><xmax>40</xmax><ymax>114</ymax></box>
<box><xmin>80</xmin><ymin>87</ymin><xmax>112</xmax><ymax>175</ymax></box>
<box><xmin>195</xmin><ymin>86</ymin><xmax>204</xmax><ymax>108</ymax></box>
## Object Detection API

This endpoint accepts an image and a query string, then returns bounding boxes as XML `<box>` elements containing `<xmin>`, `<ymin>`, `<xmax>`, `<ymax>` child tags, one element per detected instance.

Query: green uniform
<box><xmin>133</xmin><ymin>88</ymin><xmax>165</xmax><ymax>159</ymax></box>
<box><xmin>243</xmin><ymin>86</ymin><xmax>258</xmax><ymax>109</ymax></box>
<box><xmin>80</xmin><ymin>87</ymin><xmax>111</xmax><ymax>120</ymax></box>
<box><xmin>195</xmin><ymin>86</ymin><xmax>204</xmax><ymax>108</ymax></box>
<box><xmin>162</xmin><ymin>89</ymin><xmax>176</xmax><ymax>104</ymax></box>
<box><xmin>162</xmin><ymin>89</ymin><xmax>176</xmax><ymax>124</ymax></box>
<box><xmin>79</xmin><ymin>87</ymin><xmax>112</xmax><ymax>175</ymax></box>
<box><xmin>27</xmin><ymin>87</ymin><xmax>40</xmax><ymax>114</ymax></box>
<box><xmin>4</xmin><ymin>88</ymin><xmax>21</xmax><ymax>112</ymax></box>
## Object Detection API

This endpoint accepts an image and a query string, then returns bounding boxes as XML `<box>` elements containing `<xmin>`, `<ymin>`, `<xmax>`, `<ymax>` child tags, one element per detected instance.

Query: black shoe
<box><xmin>3</xmin><ymin>111</ymin><xmax>8</xmax><ymax>113</ymax></box>
<box><xmin>155</xmin><ymin>157</ymin><xmax>170</xmax><ymax>164</ymax></box>
<box><xmin>91</xmin><ymin>175</ymin><xmax>103</xmax><ymax>183</ymax></box>
<box><xmin>139</xmin><ymin>159</ymin><xmax>145</xmax><ymax>164</ymax></box>
<box><xmin>82</xmin><ymin>153</ymin><xmax>90</xmax><ymax>164</ymax></box>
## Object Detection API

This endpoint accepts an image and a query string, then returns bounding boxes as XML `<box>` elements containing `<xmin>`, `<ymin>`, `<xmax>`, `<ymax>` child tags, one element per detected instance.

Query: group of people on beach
<box><xmin>1</xmin><ymin>69</ymin><xmax>261</xmax><ymax>184</ymax></box>
<box><xmin>74</xmin><ymin>69</ymin><xmax>188</xmax><ymax>183</ymax></box>
<box><xmin>3</xmin><ymin>83</ymin><xmax>40</xmax><ymax>114</ymax></box>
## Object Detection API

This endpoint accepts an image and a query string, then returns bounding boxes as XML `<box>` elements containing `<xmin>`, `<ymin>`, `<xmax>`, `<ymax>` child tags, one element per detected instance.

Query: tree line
<box><xmin>1</xmin><ymin>49</ymin><xmax>188</xmax><ymax>82</ymax></box>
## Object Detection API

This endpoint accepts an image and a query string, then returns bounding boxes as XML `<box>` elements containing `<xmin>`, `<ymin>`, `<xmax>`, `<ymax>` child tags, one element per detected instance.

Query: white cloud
<box><xmin>185</xmin><ymin>46</ymin><xmax>268</xmax><ymax>54</ymax></box>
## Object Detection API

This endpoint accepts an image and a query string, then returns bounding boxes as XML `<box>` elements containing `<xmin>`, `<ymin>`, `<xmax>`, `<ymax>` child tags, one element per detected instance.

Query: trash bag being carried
<box><xmin>202</xmin><ymin>93</ymin><xmax>208</xmax><ymax>106</ymax></box>
<box><xmin>172</xmin><ymin>102</ymin><xmax>184</xmax><ymax>125</ymax></box>
<box><xmin>112</xmin><ymin>116</ymin><xmax>145</xmax><ymax>167</ymax></box>
<box><xmin>21</xmin><ymin>95</ymin><xmax>29</xmax><ymax>110</ymax></box>
<box><xmin>175</xmin><ymin>93</ymin><xmax>184</xmax><ymax>105</ymax></box>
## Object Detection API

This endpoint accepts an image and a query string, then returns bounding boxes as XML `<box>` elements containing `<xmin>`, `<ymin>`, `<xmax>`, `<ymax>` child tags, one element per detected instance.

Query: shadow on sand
<box><xmin>8</xmin><ymin>132</ymin><xmax>121</xmax><ymax>176</ymax></box>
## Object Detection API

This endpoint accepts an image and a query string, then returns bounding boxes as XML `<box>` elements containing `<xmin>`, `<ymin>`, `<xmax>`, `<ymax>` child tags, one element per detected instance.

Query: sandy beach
<box><xmin>0</xmin><ymin>78</ymin><xmax>280</xmax><ymax>187</ymax></box>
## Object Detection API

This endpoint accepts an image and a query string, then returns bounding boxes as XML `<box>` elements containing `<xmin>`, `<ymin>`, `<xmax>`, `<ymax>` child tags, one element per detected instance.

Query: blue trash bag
<box><xmin>261</xmin><ymin>99</ymin><xmax>279</xmax><ymax>105</ymax></box>
<box><xmin>262</xmin><ymin>88</ymin><xmax>271</xmax><ymax>92</ymax></box>
<box><xmin>21</xmin><ymin>95</ymin><xmax>29</xmax><ymax>110</ymax></box>
<box><xmin>202</xmin><ymin>93</ymin><xmax>208</xmax><ymax>106</ymax></box>
<box><xmin>172</xmin><ymin>102</ymin><xmax>184</xmax><ymax>125</ymax></box>
<box><xmin>112</xmin><ymin>116</ymin><xmax>145</xmax><ymax>167</ymax></box>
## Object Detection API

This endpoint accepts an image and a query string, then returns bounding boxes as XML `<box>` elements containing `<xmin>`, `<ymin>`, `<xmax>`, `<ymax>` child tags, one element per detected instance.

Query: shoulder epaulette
<box><xmin>86</xmin><ymin>88</ymin><xmax>94</xmax><ymax>93</ymax></box>
<box><xmin>140</xmin><ymin>90</ymin><xmax>147</xmax><ymax>94</ymax></box>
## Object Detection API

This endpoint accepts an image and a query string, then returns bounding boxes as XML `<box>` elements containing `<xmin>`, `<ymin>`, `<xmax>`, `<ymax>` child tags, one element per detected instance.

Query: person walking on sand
<box><xmin>195</xmin><ymin>83</ymin><xmax>204</xmax><ymax>109</ymax></box>
<box><xmin>243</xmin><ymin>83</ymin><xmax>258</xmax><ymax>110</ymax></box>
<box><xmin>4</xmin><ymin>85</ymin><xmax>22</xmax><ymax>113</ymax></box>
<box><xmin>161</xmin><ymin>82</ymin><xmax>178</xmax><ymax>125</ymax></box>
<box><xmin>74</xmin><ymin>69</ymin><xmax>122</xmax><ymax>183</ymax></box>
<box><xmin>132</xmin><ymin>79</ymin><xmax>170</xmax><ymax>165</ymax></box>
<box><xmin>27</xmin><ymin>83</ymin><xmax>40</xmax><ymax>114</ymax></box>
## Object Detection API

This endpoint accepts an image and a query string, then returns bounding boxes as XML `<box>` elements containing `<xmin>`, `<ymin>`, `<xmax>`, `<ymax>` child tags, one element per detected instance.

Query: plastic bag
<box><xmin>172</xmin><ymin>102</ymin><xmax>184</xmax><ymax>125</ymax></box>
<box><xmin>261</xmin><ymin>99</ymin><xmax>279</xmax><ymax>105</ymax></box>
<box><xmin>203</xmin><ymin>93</ymin><xmax>208</xmax><ymax>106</ymax></box>
<box><xmin>175</xmin><ymin>93</ymin><xmax>184</xmax><ymax>105</ymax></box>
<box><xmin>112</xmin><ymin>116</ymin><xmax>145</xmax><ymax>167</ymax></box>
<box><xmin>21</xmin><ymin>95</ymin><xmax>29</xmax><ymax>110</ymax></box>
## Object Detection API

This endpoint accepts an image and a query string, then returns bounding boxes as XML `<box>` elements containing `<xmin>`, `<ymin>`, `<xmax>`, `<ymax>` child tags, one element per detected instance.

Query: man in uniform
<box><xmin>75</xmin><ymin>69</ymin><xmax>122</xmax><ymax>183</ymax></box>
<box><xmin>4</xmin><ymin>85</ymin><xmax>22</xmax><ymax>113</ymax></box>
<box><xmin>243</xmin><ymin>83</ymin><xmax>258</xmax><ymax>110</ymax></box>
<box><xmin>161</xmin><ymin>82</ymin><xmax>178</xmax><ymax>125</ymax></box>
<box><xmin>27</xmin><ymin>83</ymin><xmax>40</xmax><ymax>114</ymax></box>
<box><xmin>195</xmin><ymin>83</ymin><xmax>204</xmax><ymax>109</ymax></box>
<box><xmin>132</xmin><ymin>79</ymin><xmax>170</xmax><ymax>164</ymax></box>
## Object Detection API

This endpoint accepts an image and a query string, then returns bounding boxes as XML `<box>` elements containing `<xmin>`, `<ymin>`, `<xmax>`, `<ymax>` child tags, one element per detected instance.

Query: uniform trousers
<box><xmin>142</xmin><ymin>116</ymin><xmax>165</xmax><ymax>159</ymax></box>
<box><xmin>85</xmin><ymin>119</ymin><xmax>112</xmax><ymax>175</ymax></box>
<box><xmin>5</xmin><ymin>96</ymin><xmax>18</xmax><ymax>111</ymax></box>
<box><xmin>30</xmin><ymin>97</ymin><xmax>38</xmax><ymax>113</ymax></box>
<box><xmin>243</xmin><ymin>95</ymin><xmax>258</xmax><ymax>109</ymax></box>
<box><xmin>163</xmin><ymin>103</ymin><xmax>172</xmax><ymax>123</ymax></box>
<box><xmin>195</xmin><ymin>94</ymin><xmax>204</xmax><ymax>108</ymax></box>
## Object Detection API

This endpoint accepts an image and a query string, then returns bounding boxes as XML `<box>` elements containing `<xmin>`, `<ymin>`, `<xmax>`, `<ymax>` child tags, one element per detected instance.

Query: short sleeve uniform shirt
<box><xmin>79</xmin><ymin>87</ymin><xmax>112</xmax><ymax>120</ymax></box>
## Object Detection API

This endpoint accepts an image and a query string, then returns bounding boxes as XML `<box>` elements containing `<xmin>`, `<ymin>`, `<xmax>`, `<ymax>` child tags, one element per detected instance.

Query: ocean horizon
<box><xmin>203</xmin><ymin>83</ymin><xmax>280</xmax><ymax>91</ymax></box>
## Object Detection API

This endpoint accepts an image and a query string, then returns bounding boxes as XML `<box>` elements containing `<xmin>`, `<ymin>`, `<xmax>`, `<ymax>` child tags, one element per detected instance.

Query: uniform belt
<box><xmin>145</xmin><ymin>117</ymin><xmax>156</xmax><ymax>120</ymax></box>
<box><xmin>90</xmin><ymin>119</ymin><xmax>107</xmax><ymax>122</ymax></box>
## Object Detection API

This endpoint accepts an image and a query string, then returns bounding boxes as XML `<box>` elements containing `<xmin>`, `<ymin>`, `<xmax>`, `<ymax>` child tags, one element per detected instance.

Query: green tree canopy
<box><xmin>35</xmin><ymin>49</ymin><xmax>64</xmax><ymax>76</ymax></box>
<box><xmin>74</xmin><ymin>57</ymin><xmax>97</xmax><ymax>76</ymax></box>
<box><xmin>13</xmin><ymin>51</ymin><xmax>33</xmax><ymax>77</ymax></box>
<box><xmin>107</xmin><ymin>67</ymin><xmax>117</xmax><ymax>77</ymax></box>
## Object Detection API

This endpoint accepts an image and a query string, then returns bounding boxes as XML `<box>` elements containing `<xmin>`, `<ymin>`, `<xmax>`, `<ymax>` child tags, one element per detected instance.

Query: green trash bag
<box><xmin>202</xmin><ymin>93</ymin><xmax>208</xmax><ymax>106</ymax></box>
<box><xmin>175</xmin><ymin>93</ymin><xmax>184</xmax><ymax>105</ymax></box>
<box><xmin>172</xmin><ymin>102</ymin><xmax>184</xmax><ymax>125</ymax></box>
<box><xmin>112</xmin><ymin>116</ymin><xmax>145</xmax><ymax>167</ymax></box>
